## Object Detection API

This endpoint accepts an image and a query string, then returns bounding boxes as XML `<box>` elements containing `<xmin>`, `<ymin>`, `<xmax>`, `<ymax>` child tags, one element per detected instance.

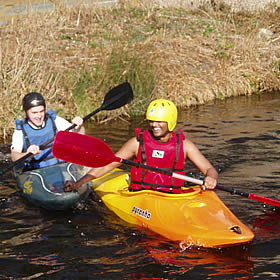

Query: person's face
<box><xmin>149</xmin><ymin>121</ymin><xmax>169</xmax><ymax>139</ymax></box>
<box><xmin>26</xmin><ymin>105</ymin><xmax>45</xmax><ymax>127</ymax></box>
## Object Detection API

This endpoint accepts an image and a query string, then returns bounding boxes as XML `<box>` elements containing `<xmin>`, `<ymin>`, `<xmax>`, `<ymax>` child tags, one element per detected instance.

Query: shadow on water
<box><xmin>0</xmin><ymin>92</ymin><xmax>280</xmax><ymax>279</ymax></box>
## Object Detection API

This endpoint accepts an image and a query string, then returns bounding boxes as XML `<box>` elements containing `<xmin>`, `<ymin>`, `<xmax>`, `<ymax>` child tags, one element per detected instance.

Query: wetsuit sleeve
<box><xmin>55</xmin><ymin>116</ymin><xmax>72</xmax><ymax>131</ymax></box>
<box><xmin>10</xmin><ymin>130</ymin><xmax>24</xmax><ymax>152</ymax></box>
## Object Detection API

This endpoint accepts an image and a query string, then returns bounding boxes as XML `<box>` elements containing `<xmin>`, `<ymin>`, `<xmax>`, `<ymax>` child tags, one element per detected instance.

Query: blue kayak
<box><xmin>13</xmin><ymin>162</ymin><xmax>92</xmax><ymax>211</ymax></box>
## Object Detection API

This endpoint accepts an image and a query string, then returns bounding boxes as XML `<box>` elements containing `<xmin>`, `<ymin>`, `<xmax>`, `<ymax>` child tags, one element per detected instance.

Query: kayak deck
<box><xmin>14</xmin><ymin>162</ymin><xmax>92</xmax><ymax>211</ymax></box>
<box><xmin>91</xmin><ymin>168</ymin><xmax>254</xmax><ymax>248</ymax></box>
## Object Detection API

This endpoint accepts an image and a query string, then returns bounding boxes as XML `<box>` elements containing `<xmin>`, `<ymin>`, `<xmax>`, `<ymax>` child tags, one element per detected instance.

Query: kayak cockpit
<box><xmin>14</xmin><ymin>162</ymin><xmax>92</xmax><ymax>210</ymax></box>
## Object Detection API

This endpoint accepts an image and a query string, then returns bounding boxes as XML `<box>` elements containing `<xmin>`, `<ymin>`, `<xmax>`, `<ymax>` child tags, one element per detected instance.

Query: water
<box><xmin>0</xmin><ymin>92</ymin><xmax>280</xmax><ymax>279</ymax></box>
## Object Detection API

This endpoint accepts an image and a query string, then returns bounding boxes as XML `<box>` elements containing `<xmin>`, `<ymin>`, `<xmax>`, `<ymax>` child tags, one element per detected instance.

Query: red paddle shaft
<box><xmin>53</xmin><ymin>131</ymin><xmax>280</xmax><ymax>208</ymax></box>
<box><xmin>178</xmin><ymin>175</ymin><xmax>280</xmax><ymax>208</ymax></box>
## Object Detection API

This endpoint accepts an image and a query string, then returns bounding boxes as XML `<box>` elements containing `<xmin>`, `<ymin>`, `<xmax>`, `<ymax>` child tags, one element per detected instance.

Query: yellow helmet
<box><xmin>146</xmin><ymin>99</ymin><xmax>178</xmax><ymax>131</ymax></box>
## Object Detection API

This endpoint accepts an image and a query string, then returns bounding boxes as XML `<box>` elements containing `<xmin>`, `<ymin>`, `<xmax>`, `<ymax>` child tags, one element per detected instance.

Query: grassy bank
<box><xmin>1</xmin><ymin>0</ymin><xmax>280</xmax><ymax>141</ymax></box>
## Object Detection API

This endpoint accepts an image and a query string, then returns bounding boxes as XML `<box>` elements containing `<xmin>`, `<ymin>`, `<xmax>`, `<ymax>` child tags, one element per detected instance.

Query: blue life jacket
<box><xmin>15</xmin><ymin>110</ymin><xmax>62</xmax><ymax>170</ymax></box>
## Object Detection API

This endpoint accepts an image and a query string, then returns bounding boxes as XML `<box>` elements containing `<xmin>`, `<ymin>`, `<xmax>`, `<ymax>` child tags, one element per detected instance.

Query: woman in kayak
<box><xmin>11</xmin><ymin>92</ymin><xmax>85</xmax><ymax>170</ymax></box>
<box><xmin>64</xmin><ymin>99</ymin><xmax>218</xmax><ymax>192</ymax></box>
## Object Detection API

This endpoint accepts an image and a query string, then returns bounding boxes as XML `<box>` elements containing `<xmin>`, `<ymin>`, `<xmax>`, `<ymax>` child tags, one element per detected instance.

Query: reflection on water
<box><xmin>134</xmin><ymin>237</ymin><xmax>253</xmax><ymax>278</ymax></box>
<box><xmin>0</xmin><ymin>92</ymin><xmax>280</xmax><ymax>279</ymax></box>
<box><xmin>251</xmin><ymin>209</ymin><xmax>280</xmax><ymax>243</ymax></box>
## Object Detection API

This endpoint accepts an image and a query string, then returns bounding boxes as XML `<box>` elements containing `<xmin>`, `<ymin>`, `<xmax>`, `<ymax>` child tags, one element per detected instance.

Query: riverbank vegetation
<box><xmin>1</xmin><ymin>0</ymin><xmax>280</xmax><ymax>141</ymax></box>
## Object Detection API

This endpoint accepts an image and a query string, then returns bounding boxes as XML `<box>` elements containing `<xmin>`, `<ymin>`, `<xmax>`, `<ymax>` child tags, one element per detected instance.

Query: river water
<box><xmin>0</xmin><ymin>92</ymin><xmax>279</xmax><ymax>279</ymax></box>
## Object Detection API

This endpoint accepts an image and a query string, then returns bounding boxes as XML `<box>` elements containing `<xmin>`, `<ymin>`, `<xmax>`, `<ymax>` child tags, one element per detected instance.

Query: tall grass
<box><xmin>1</xmin><ymin>0</ymin><xmax>280</xmax><ymax>141</ymax></box>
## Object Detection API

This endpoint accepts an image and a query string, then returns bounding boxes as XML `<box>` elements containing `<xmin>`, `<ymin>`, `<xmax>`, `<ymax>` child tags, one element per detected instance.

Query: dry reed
<box><xmin>1</xmin><ymin>0</ymin><xmax>280</xmax><ymax>142</ymax></box>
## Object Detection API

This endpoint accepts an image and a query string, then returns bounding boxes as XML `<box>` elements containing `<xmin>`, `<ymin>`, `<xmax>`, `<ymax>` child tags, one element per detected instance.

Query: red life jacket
<box><xmin>130</xmin><ymin>128</ymin><xmax>185</xmax><ymax>193</ymax></box>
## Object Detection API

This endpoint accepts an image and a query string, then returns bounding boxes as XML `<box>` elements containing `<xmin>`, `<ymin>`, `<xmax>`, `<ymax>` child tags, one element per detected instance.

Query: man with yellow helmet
<box><xmin>64</xmin><ymin>99</ymin><xmax>218</xmax><ymax>192</ymax></box>
<box><xmin>130</xmin><ymin>99</ymin><xmax>186</xmax><ymax>193</ymax></box>
<box><xmin>146</xmin><ymin>99</ymin><xmax>178</xmax><ymax>131</ymax></box>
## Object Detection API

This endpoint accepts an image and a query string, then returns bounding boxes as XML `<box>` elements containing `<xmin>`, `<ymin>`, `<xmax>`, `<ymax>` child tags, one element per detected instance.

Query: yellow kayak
<box><xmin>91</xmin><ymin>168</ymin><xmax>254</xmax><ymax>248</ymax></box>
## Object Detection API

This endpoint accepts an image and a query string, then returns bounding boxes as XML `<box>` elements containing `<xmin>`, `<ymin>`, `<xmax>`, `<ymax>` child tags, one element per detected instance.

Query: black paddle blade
<box><xmin>102</xmin><ymin>82</ymin><xmax>133</xmax><ymax>110</ymax></box>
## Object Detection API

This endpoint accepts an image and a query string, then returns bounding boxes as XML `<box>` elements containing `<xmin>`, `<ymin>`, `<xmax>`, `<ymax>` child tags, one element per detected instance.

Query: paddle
<box><xmin>53</xmin><ymin>131</ymin><xmax>280</xmax><ymax>208</ymax></box>
<box><xmin>0</xmin><ymin>82</ymin><xmax>133</xmax><ymax>177</ymax></box>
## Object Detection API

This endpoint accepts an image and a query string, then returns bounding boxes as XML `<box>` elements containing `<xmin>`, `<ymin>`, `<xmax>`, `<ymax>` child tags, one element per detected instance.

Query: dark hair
<box><xmin>23</xmin><ymin>92</ymin><xmax>46</xmax><ymax>111</ymax></box>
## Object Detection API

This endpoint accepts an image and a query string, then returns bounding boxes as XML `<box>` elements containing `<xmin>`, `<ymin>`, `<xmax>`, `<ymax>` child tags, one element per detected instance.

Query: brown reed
<box><xmin>0</xmin><ymin>0</ymin><xmax>280</xmax><ymax>142</ymax></box>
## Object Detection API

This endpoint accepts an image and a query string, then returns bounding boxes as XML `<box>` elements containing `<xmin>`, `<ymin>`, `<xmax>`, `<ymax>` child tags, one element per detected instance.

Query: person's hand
<box><xmin>71</xmin><ymin>116</ymin><xmax>83</xmax><ymax>130</ymax></box>
<box><xmin>64</xmin><ymin>181</ymin><xmax>77</xmax><ymax>192</ymax></box>
<box><xmin>202</xmin><ymin>176</ymin><xmax>217</xmax><ymax>190</ymax></box>
<box><xmin>27</xmin><ymin>145</ymin><xmax>40</xmax><ymax>155</ymax></box>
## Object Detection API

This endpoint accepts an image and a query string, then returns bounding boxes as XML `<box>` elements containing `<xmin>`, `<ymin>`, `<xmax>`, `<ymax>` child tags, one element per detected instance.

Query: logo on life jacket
<box><xmin>152</xmin><ymin>150</ymin><xmax>165</xmax><ymax>159</ymax></box>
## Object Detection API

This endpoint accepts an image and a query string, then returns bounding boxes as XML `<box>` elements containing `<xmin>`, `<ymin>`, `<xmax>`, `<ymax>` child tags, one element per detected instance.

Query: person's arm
<box><xmin>55</xmin><ymin>116</ymin><xmax>85</xmax><ymax>134</ymax></box>
<box><xmin>10</xmin><ymin>130</ymin><xmax>40</xmax><ymax>161</ymax></box>
<box><xmin>64</xmin><ymin>137</ymin><xmax>139</xmax><ymax>191</ymax></box>
<box><xmin>183</xmin><ymin>138</ymin><xmax>218</xmax><ymax>189</ymax></box>
<box><xmin>11</xmin><ymin>145</ymin><xmax>40</xmax><ymax>161</ymax></box>
<box><xmin>71</xmin><ymin>116</ymin><xmax>85</xmax><ymax>134</ymax></box>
